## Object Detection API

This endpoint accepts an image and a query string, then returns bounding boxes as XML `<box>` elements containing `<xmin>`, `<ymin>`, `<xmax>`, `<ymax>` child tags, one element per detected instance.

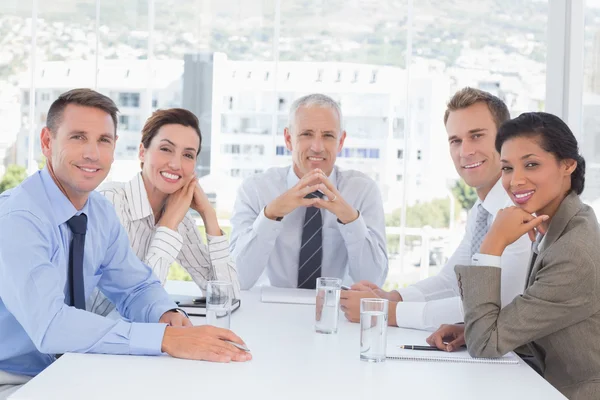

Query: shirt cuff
<box><xmin>151</xmin><ymin>227</ymin><xmax>184</xmax><ymax>260</ymax></box>
<box><xmin>397</xmin><ymin>286</ymin><xmax>426</xmax><ymax>302</ymax></box>
<box><xmin>252</xmin><ymin>207</ymin><xmax>284</xmax><ymax>239</ymax></box>
<box><xmin>394</xmin><ymin>301</ymin><xmax>426</xmax><ymax>329</ymax></box>
<box><xmin>337</xmin><ymin>213</ymin><xmax>368</xmax><ymax>246</ymax></box>
<box><xmin>128</xmin><ymin>322</ymin><xmax>167</xmax><ymax>356</ymax></box>
<box><xmin>471</xmin><ymin>253</ymin><xmax>502</xmax><ymax>267</ymax></box>
<box><xmin>148</xmin><ymin>299</ymin><xmax>180</xmax><ymax>323</ymax></box>
<box><xmin>206</xmin><ymin>233</ymin><xmax>230</xmax><ymax>260</ymax></box>
<box><xmin>206</xmin><ymin>231</ymin><xmax>227</xmax><ymax>243</ymax></box>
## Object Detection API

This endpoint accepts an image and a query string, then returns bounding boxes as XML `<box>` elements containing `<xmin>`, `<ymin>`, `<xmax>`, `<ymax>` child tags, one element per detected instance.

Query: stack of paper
<box><xmin>386</xmin><ymin>344</ymin><xmax>520</xmax><ymax>364</ymax></box>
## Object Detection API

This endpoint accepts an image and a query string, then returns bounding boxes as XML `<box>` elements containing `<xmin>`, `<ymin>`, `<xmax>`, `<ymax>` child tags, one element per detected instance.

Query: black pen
<box><xmin>398</xmin><ymin>345</ymin><xmax>442</xmax><ymax>351</ymax></box>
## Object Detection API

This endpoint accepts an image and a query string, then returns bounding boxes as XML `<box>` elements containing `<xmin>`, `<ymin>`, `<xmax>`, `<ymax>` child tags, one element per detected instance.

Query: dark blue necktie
<box><xmin>66</xmin><ymin>214</ymin><xmax>87</xmax><ymax>310</ymax></box>
<box><xmin>298</xmin><ymin>191</ymin><xmax>323</xmax><ymax>289</ymax></box>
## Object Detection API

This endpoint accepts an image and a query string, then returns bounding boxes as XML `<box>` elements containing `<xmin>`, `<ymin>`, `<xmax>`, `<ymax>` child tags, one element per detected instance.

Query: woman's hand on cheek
<box><xmin>191</xmin><ymin>182</ymin><xmax>214</xmax><ymax>216</ymax></box>
<box><xmin>192</xmin><ymin>182</ymin><xmax>222</xmax><ymax>236</ymax></box>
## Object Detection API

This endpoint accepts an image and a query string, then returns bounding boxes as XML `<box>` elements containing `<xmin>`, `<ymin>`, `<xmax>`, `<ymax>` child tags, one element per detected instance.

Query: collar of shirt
<box><xmin>533</xmin><ymin>233</ymin><xmax>545</xmax><ymax>254</ymax></box>
<box><xmin>286</xmin><ymin>165</ymin><xmax>338</xmax><ymax>190</ymax></box>
<box><xmin>475</xmin><ymin>178</ymin><xmax>509</xmax><ymax>217</ymax></box>
<box><xmin>40</xmin><ymin>167</ymin><xmax>90</xmax><ymax>226</ymax></box>
<box><xmin>127</xmin><ymin>172</ymin><xmax>154</xmax><ymax>222</ymax></box>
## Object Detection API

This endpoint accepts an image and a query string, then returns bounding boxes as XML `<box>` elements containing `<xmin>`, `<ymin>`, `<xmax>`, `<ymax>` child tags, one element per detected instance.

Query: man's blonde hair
<box><xmin>443</xmin><ymin>87</ymin><xmax>510</xmax><ymax>130</ymax></box>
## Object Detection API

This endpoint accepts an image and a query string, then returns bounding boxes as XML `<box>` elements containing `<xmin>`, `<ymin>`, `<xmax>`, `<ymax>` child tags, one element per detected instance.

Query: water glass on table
<box><xmin>360</xmin><ymin>298</ymin><xmax>389</xmax><ymax>362</ymax></box>
<box><xmin>315</xmin><ymin>277</ymin><xmax>342</xmax><ymax>334</ymax></box>
<box><xmin>206</xmin><ymin>281</ymin><xmax>233</xmax><ymax>329</ymax></box>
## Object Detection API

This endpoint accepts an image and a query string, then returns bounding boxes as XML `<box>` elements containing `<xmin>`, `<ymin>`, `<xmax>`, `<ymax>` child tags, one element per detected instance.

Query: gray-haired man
<box><xmin>230</xmin><ymin>93</ymin><xmax>388</xmax><ymax>290</ymax></box>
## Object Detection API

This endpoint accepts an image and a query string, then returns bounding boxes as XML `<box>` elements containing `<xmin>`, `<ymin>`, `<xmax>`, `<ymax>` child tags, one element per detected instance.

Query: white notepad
<box><xmin>260</xmin><ymin>287</ymin><xmax>316</xmax><ymax>305</ymax></box>
<box><xmin>386</xmin><ymin>345</ymin><xmax>520</xmax><ymax>365</ymax></box>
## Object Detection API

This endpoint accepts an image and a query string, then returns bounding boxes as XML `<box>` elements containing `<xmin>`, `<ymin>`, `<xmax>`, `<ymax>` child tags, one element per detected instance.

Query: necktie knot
<box><xmin>304</xmin><ymin>191</ymin><xmax>324</xmax><ymax>200</ymax></box>
<box><xmin>67</xmin><ymin>214</ymin><xmax>88</xmax><ymax>235</ymax></box>
<box><xmin>476</xmin><ymin>204</ymin><xmax>489</xmax><ymax>223</ymax></box>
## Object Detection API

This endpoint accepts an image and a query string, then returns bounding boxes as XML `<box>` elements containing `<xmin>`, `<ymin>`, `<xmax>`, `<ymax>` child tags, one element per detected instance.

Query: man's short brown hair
<box><xmin>47</xmin><ymin>88</ymin><xmax>119</xmax><ymax>134</ymax></box>
<box><xmin>443</xmin><ymin>87</ymin><xmax>510</xmax><ymax>130</ymax></box>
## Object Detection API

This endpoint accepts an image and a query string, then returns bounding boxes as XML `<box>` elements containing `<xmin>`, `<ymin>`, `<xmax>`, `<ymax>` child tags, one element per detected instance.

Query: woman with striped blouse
<box><xmin>88</xmin><ymin>108</ymin><xmax>240</xmax><ymax>316</ymax></box>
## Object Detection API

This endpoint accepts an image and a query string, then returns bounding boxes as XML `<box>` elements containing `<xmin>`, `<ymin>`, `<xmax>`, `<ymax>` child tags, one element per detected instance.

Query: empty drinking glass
<box><xmin>206</xmin><ymin>281</ymin><xmax>233</xmax><ymax>329</ymax></box>
<box><xmin>315</xmin><ymin>277</ymin><xmax>342</xmax><ymax>334</ymax></box>
<box><xmin>360</xmin><ymin>298</ymin><xmax>389</xmax><ymax>362</ymax></box>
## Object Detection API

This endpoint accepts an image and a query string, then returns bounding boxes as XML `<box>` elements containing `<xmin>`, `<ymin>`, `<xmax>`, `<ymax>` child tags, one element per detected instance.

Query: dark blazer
<box><xmin>456</xmin><ymin>191</ymin><xmax>600</xmax><ymax>400</ymax></box>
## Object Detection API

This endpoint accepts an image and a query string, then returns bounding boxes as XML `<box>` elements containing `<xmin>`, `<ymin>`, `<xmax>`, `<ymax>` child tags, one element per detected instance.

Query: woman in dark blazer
<box><xmin>428</xmin><ymin>112</ymin><xmax>600</xmax><ymax>400</ymax></box>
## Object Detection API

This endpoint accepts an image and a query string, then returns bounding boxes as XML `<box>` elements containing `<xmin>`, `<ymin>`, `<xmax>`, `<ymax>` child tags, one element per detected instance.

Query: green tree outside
<box><xmin>0</xmin><ymin>165</ymin><xmax>27</xmax><ymax>194</ymax></box>
<box><xmin>451</xmin><ymin>179</ymin><xmax>478</xmax><ymax>211</ymax></box>
<box><xmin>385</xmin><ymin>197</ymin><xmax>458</xmax><ymax>229</ymax></box>
<box><xmin>384</xmin><ymin>196</ymin><xmax>461</xmax><ymax>254</ymax></box>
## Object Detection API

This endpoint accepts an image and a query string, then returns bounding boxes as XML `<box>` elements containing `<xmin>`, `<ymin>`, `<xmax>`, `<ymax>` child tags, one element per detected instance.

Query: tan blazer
<box><xmin>456</xmin><ymin>191</ymin><xmax>600</xmax><ymax>400</ymax></box>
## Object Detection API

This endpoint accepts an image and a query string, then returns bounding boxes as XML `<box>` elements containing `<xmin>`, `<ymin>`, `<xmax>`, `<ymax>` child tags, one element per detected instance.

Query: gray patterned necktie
<box><xmin>471</xmin><ymin>204</ymin><xmax>489</xmax><ymax>257</ymax></box>
<box><xmin>298</xmin><ymin>191</ymin><xmax>324</xmax><ymax>289</ymax></box>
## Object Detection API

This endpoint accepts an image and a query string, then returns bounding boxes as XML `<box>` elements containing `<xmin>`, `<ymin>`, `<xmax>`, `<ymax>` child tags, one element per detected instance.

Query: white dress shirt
<box><xmin>230</xmin><ymin>166</ymin><xmax>388</xmax><ymax>289</ymax></box>
<box><xmin>395</xmin><ymin>178</ymin><xmax>531</xmax><ymax>331</ymax></box>
<box><xmin>88</xmin><ymin>173</ymin><xmax>241</xmax><ymax>316</ymax></box>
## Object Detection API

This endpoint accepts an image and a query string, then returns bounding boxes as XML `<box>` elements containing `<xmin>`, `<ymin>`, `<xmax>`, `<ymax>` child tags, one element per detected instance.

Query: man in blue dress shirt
<box><xmin>0</xmin><ymin>89</ymin><xmax>250</xmax><ymax>399</ymax></box>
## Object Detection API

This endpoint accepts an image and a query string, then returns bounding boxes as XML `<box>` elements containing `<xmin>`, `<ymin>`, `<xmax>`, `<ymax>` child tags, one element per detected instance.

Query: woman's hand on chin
<box><xmin>158</xmin><ymin>177</ymin><xmax>196</xmax><ymax>230</ymax></box>
<box><xmin>479</xmin><ymin>207</ymin><xmax>549</xmax><ymax>256</ymax></box>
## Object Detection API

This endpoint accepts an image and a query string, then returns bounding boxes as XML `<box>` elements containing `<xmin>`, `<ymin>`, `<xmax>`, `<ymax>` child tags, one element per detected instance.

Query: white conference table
<box><xmin>11</xmin><ymin>282</ymin><xmax>566</xmax><ymax>400</ymax></box>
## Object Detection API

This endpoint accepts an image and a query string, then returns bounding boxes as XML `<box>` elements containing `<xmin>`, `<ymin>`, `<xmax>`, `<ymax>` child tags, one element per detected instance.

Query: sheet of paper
<box><xmin>260</xmin><ymin>287</ymin><xmax>316</xmax><ymax>305</ymax></box>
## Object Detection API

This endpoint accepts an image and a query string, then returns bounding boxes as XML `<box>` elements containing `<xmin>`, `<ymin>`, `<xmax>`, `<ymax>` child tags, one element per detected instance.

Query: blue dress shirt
<box><xmin>0</xmin><ymin>168</ymin><xmax>176</xmax><ymax>377</ymax></box>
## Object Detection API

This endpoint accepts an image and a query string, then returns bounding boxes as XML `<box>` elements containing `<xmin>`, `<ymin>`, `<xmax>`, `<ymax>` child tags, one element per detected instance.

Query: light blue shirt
<box><xmin>230</xmin><ymin>166</ymin><xmax>388</xmax><ymax>289</ymax></box>
<box><xmin>0</xmin><ymin>168</ymin><xmax>176</xmax><ymax>377</ymax></box>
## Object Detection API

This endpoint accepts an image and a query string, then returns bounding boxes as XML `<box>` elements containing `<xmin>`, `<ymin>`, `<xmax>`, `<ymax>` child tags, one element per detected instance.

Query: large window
<box><xmin>0</xmin><ymin>1</ymin><xmax>30</xmax><ymax>176</ymax></box>
<box><xmin>397</xmin><ymin>0</ymin><xmax>548</xmax><ymax>284</ymax></box>
<box><xmin>583</xmin><ymin>0</ymin><xmax>600</xmax><ymax>211</ymax></box>
<box><xmin>153</xmin><ymin>0</ymin><xmax>276</xmax><ymax>179</ymax></box>
<box><xmin>0</xmin><ymin>0</ymin><xmax>555</xmax><ymax>288</ymax></box>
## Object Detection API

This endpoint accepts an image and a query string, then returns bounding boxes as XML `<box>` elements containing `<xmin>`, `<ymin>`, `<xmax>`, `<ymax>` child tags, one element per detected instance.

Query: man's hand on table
<box><xmin>161</xmin><ymin>325</ymin><xmax>252</xmax><ymax>363</ymax></box>
<box><xmin>339</xmin><ymin>281</ymin><xmax>402</xmax><ymax>326</ymax></box>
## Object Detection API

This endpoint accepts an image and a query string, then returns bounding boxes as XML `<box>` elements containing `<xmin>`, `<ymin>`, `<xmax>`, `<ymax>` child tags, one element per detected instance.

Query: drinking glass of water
<box><xmin>315</xmin><ymin>277</ymin><xmax>342</xmax><ymax>334</ymax></box>
<box><xmin>206</xmin><ymin>281</ymin><xmax>233</xmax><ymax>329</ymax></box>
<box><xmin>360</xmin><ymin>298</ymin><xmax>389</xmax><ymax>362</ymax></box>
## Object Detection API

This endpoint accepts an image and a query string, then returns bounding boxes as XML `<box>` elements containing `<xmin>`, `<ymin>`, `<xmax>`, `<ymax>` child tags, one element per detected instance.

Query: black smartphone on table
<box><xmin>175</xmin><ymin>297</ymin><xmax>241</xmax><ymax>317</ymax></box>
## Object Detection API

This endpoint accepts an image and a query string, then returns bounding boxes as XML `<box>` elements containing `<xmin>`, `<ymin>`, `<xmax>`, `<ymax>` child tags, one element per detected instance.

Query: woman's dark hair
<box><xmin>495</xmin><ymin>112</ymin><xmax>586</xmax><ymax>195</ymax></box>
<box><xmin>140</xmin><ymin>108</ymin><xmax>202</xmax><ymax>167</ymax></box>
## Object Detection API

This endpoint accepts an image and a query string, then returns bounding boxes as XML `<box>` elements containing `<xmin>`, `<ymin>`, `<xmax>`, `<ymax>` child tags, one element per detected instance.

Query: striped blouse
<box><xmin>87</xmin><ymin>172</ymin><xmax>240</xmax><ymax>316</ymax></box>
